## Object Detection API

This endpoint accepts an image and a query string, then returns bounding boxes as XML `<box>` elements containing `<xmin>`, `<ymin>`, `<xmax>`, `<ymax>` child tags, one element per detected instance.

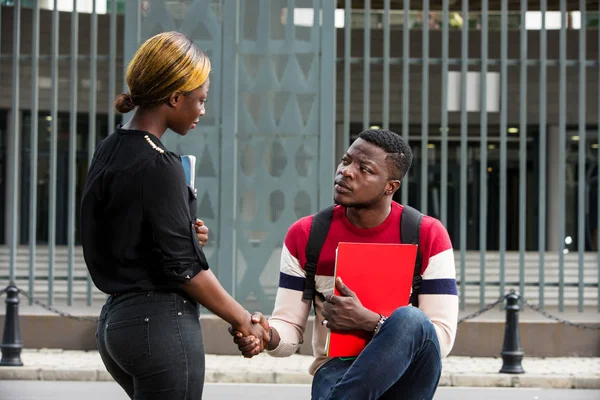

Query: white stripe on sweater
<box><xmin>421</xmin><ymin>248</ymin><xmax>456</xmax><ymax>280</ymax></box>
<box><xmin>280</xmin><ymin>244</ymin><xmax>306</xmax><ymax>278</ymax></box>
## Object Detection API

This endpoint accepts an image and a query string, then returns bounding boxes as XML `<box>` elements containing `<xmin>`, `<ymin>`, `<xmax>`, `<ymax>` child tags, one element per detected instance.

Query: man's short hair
<box><xmin>357</xmin><ymin>129</ymin><xmax>413</xmax><ymax>181</ymax></box>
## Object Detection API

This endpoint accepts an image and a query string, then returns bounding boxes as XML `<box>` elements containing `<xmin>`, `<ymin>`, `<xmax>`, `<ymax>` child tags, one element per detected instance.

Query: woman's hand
<box><xmin>229</xmin><ymin>312</ymin><xmax>272</xmax><ymax>358</ymax></box>
<box><xmin>230</xmin><ymin>314</ymin><xmax>271</xmax><ymax>358</ymax></box>
<box><xmin>195</xmin><ymin>219</ymin><xmax>209</xmax><ymax>247</ymax></box>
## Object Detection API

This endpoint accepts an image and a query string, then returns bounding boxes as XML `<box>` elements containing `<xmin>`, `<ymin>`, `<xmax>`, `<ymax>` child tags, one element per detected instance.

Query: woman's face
<box><xmin>168</xmin><ymin>79</ymin><xmax>210</xmax><ymax>135</ymax></box>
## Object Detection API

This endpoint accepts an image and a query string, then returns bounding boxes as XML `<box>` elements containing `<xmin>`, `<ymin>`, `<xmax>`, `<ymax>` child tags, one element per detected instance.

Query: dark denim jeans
<box><xmin>96</xmin><ymin>291</ymin><xmax>205</xmax><ymax>400</ymax></box>
<box><xmin>311</xmin><ymin>306</ymin><xmax>442</xmax><ymax>400</ymax></box>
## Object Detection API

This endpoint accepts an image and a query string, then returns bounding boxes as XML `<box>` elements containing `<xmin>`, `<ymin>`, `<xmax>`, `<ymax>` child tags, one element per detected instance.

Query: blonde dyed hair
<box><xmin>115</xmin><ymin>31</ymin><xmax>211</xmax><ymax>113</ymax></box>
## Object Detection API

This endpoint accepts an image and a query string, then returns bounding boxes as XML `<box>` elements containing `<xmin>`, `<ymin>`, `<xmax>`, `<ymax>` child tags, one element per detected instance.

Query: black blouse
<box><xmin>80</xmin><ymin>127</ymin><xmax>209</xmax><ymax>295</ymax></box>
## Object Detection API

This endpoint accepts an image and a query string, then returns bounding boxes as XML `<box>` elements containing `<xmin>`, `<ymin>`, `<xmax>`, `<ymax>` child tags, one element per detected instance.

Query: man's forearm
<box><xmin>181</xmin><ymin>269</ymin><xmax>249</xmax><ymax>329</ymax></box>
<box><xmin>359</xmin><ymin>309</ymin><xmax>381</xmax><ymax>333</ymax></box>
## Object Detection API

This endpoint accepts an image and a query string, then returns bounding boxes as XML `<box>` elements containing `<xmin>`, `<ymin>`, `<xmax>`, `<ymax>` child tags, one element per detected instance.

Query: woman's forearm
<box><xmin>181</xmin><ymin>269</ymin><xmax>249</xmax><ymax>330</ymax></box>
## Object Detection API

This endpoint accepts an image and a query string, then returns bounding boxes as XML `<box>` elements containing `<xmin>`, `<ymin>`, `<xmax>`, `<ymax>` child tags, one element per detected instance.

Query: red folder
<box><xmin>325</xmin><ymin>242</ymin><xmax>418</xmax><ymax>358</ymax></box>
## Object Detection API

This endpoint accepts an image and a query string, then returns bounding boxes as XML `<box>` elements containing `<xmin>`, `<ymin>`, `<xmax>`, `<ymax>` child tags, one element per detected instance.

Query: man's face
<box><xmin>333</xmin><ymin>138</ymin><xmax>398</xmax><ymax>208</ymax></box>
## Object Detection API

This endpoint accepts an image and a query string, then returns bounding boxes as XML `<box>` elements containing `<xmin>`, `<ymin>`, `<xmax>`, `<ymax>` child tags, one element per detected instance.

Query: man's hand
<box><xmin>195</xmin><ymin>219</ymin><xmax>209</xmax><ymax>247</ymax></box>
<box><xmin>229</xmin><ymin>312</ymin><xmax>271</xmax><ymax>358</ymax></box>
<box><xmin>321</xmin><ymin>277</ymin><xmax>380</xmax><ymax>333</ymax></box>
<box><xmin>229</xmin><ymin>312</ymin><xmax>270</xmax><ymax>358</ymax></box>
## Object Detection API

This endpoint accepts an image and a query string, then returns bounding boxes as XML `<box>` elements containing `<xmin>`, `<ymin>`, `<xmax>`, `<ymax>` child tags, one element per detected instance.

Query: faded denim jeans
<box><xmin>96</xmin><ymin>291</ymin><xmax>205</xmax><ymax>400</ymax></box>
<box><xmin>312</xmin><ymin>306</ymin><xmax>442</xmax><ymax>400</ymax></box>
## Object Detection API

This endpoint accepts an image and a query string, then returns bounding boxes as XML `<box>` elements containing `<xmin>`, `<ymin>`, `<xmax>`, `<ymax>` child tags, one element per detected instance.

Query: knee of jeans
<box><xmin>386</xmin><ymin>306</ymin><xmax>432</xmax><ymax>333</ymax></box>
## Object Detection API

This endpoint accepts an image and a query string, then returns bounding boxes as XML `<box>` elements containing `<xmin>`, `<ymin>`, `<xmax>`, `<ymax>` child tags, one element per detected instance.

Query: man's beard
<box><xmin>333</xmin><ymin>194</ymin><xmax>384</xmax><ymax>210</ymax></box>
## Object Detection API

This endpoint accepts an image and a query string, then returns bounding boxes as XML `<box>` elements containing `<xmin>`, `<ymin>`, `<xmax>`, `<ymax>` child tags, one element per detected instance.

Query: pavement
<box><xmin>0</xmin><ymin>349</ymin><xmax>598</xmax><ymax>389</ymax></box>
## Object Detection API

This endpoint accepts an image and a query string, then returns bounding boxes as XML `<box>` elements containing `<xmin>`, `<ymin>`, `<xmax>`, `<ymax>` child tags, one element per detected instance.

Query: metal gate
<box><xmin>335</xmin><ymin>0</ymin><xmax>599</xmax><ymax>312</ymax></box>
<box><xmin>1</xmin><ymin>0</ymin><xmax>598</xmax><ymax>315</ymax></box>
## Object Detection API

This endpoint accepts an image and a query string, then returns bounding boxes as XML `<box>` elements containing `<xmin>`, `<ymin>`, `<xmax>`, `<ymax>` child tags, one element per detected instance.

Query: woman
<box><xmin>80</xmin><ymin>31</ymin><xmax>268</xmax><ymax>399</ymax></box>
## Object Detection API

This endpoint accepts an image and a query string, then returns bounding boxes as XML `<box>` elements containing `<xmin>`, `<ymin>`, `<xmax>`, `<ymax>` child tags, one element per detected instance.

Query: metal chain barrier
<box><xmin>457</xmin><ymin>294</ymin><xmax>509</xmax><ymax>324</ymax></box>
<box><xmin>2</xmin><ymin>284</ymin><xmax>599</xmax><ymax>328</ymax></box>
<box><xmin>520</xmin><ymin>298</ymin><xmax>600</xmax><ymax>330</ymax></box>
<box><xmin>17</xmin><ymin>289</ymin><xmax>99</xmax><ymax>323</ymax></box>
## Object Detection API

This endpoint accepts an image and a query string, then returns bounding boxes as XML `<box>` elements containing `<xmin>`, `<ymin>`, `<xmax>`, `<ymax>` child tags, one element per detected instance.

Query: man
<box><xmin>232</xmin><ymin>129</ymin><xmax>458</xmax><ymax>400</ymax></box>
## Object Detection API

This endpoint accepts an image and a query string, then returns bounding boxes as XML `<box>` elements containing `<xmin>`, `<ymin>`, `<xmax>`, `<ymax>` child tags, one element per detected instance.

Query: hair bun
<box><xmin>124</xmin><ymin>94</ymin><xmax>135</xmax><ymax>107</ymax></box>
<box><xmin>114</xmin><ymin>93</ymin><xmax>137</xmax><ymax>114</ymax></box>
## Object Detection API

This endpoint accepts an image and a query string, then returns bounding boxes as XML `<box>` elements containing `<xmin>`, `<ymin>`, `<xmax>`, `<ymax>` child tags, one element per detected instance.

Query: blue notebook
<box><xmin>180</xmin><ymin>155</ymin><xmax>196</xmax><ymax>189</ymax></box>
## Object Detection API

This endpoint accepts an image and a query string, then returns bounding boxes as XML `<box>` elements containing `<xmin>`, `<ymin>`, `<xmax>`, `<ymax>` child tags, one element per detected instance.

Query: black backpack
<box><xmin>301</xmin><ymin>205</ymin><xmax>424</xmax><ymax>308</ymax></box>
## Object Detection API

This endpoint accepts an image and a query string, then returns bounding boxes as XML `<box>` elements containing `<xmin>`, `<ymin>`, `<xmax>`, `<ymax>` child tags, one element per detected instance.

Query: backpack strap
<box><xmin>302</xmin><ymin>206</ymin><xmax>335</xmax><ymax>301</ymax></box>
<box><xmin>400</xmin><ymin>205</ymin><xmax>423</xmax><ymax>308</ymax></box>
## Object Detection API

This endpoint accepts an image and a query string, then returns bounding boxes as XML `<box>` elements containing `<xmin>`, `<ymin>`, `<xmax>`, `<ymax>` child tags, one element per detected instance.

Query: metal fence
<box><xmin>336</xmin><ymin>0</ymin><xmax>599</xmax><ymax>312</ymax></box>
<box><xmin>0</xmin><ymin>0</ymin><xmax>598</xmax><ymax>314</ymax></box>
<box><xmin>0</xmin><ymin>0</ymin><xmax>337</xmax><ymax>313</ymax></box>
<box><xmin>1</xmin><ymin>0</ymin><xmax>122</xmax><ymax>305</ymax></box>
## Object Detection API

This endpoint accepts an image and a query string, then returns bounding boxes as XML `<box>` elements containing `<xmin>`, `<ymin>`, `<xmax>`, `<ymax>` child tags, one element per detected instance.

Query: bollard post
<box><xmin>0</xmin><ymin>284</ymin><xmax>23</xmax><ymax>366</ymax></box>
<box><xmin>499</xmin><ymin>290</ymin><xmax>524</xmax><ymax>374</ymax></box>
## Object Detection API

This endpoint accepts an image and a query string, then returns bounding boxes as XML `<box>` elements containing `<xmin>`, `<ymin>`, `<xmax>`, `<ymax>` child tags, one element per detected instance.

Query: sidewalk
<box><xmin>0</xmin><ymin>349</ymin><xmax>598</xmax><ymax>389</ymax></box>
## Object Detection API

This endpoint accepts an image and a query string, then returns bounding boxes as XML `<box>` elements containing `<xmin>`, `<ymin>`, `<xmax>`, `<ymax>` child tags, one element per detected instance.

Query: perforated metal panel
<box><xmin>136</xmin><ymin>0</ymin><xmax>224</xmax><ymax>274</ymax></box>
<box><xmin>128</xmin><ymin>0</ymin><xmax>336</xmax><ymax>311</ymax></box>
<box><xmin>233</xmin><ymin>1</ymin><xmax>326</xmax><ymax>309</ymax></box>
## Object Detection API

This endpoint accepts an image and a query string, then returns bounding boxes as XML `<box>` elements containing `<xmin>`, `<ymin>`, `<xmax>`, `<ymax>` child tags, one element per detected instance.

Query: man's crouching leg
<box><xmin>323</xmin><ymin>306</ymin><xmax>442</xmax><ymax>400</ymax></box>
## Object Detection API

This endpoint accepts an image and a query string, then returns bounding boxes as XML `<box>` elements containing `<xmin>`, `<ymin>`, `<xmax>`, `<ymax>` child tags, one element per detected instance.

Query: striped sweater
<box><xmin>266</xmin><ymin>202</ymin><xmax>459</xmax><ymax>376</ymax></box>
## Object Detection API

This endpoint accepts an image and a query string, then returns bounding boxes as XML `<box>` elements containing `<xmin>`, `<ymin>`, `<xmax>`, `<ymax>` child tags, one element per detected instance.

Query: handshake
<box><xmin>228</xmin><ymin>312</ymin><xmax>274</xmax><ymax>358</ymax></box>
<box><xmin>227</xmin><ymin>277</ymin><xmax>366</xmax><ymax>358</ymax></box>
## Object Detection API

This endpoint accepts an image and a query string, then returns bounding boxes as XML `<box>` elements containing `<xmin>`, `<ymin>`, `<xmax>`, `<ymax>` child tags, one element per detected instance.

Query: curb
<box><xmin>0</xmin><ymin>367</ymin><xmax>598</xmax><ymax>389</ymax></box>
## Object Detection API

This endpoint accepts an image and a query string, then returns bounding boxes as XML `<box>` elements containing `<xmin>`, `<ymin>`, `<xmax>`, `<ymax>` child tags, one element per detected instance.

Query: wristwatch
<box><xmin>373</xmin><ymin>314</ymin><xmax>387</xmax><ymax>336</ymax></box>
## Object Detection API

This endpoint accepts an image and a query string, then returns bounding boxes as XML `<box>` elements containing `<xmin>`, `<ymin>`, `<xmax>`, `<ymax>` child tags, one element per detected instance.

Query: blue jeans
<box><xmin>312</xmin><ymin>306</ymin><xmax>442</xmax><ymax>400</ymax></box>
<box><xmin>96</xmin><ymin>291</ymin><xmax>205</xmax><ymax>399</ymax></box>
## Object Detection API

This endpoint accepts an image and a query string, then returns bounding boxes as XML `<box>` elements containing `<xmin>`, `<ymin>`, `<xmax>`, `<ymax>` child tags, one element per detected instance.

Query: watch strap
<box><xmin>373</xmin><ymin>314</ymin><xmax>387</xmax><ymax>336</ymax></box>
